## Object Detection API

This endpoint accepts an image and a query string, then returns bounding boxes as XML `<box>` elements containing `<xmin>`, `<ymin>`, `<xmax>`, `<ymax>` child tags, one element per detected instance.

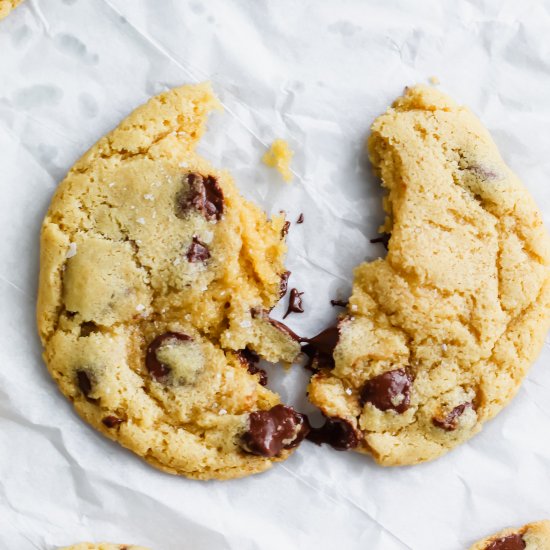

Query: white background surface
<box><xmin>1</xmin><ymin>1</ymin><xmax>550</xmax><ymax>549</ymax></box>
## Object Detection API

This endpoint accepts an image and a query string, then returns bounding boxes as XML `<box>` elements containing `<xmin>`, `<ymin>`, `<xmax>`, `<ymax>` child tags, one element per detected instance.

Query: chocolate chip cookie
<box><xmin>60</xmin><ymin>544</ymin><xmax>149</xmax><ymax>550</ymax></box>
<box><xmin>0</xmin><ymin>0</ymin><xmax>22</xmax><ymax>20</ymax></box>
<box><xmin>307</xmin><ymin>85</ymin><xmax>550</xmax><ymax>465</ymax></box>
<box><xmin>37</xmin><ymin>83</ymin><xmax>308</xmax><ymax>480</ymax></box>
<box><xmin>470</xmin><ymin>520</ymin><xmax>550</xmax><ymax>550</ymax></box>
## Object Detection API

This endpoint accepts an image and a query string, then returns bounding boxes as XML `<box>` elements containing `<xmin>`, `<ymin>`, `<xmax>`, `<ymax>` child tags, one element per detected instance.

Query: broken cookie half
<box><xmin>37</xmin><ymin>83</ymin><xmax>308</xmax><ymax>480</ymax></box>
<box><xmin>307</xmin><ymin>85</ymin><xmax>550</xmax><ymax>466</ymax></box>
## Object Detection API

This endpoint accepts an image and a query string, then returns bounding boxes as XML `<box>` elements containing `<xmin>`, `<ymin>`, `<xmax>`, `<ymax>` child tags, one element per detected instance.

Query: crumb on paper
<box><xmin>262</xmin><ymin>139</ymin><xmax>294</xmax><ymax>182</ymax></box>
<box><xmin>429</xmin><ymin>76</ymin><xmax>440</xmax><ymax>85</ymax></box>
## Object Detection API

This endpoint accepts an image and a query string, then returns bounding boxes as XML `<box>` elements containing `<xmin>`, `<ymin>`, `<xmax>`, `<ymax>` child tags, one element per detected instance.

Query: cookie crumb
<box><xmin>429</xmin><ymin>76</ymin><xmax>440</xmax><ymax>85</ymax></box>
<box><xmin>262</xmin><ymin>139</ymin><xmax>294</xmax><ymax>182</ymax></box>
<box><xmin>65</xmin><ymin>242</ymin><xmax>78</xmax><ymax>259</ymax></box>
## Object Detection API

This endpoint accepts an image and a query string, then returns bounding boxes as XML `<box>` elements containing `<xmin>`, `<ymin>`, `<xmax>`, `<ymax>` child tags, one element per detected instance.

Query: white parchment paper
<box><xmin>1</xmin><ymin>1</ymin><xmax>550</xmax><ymax>548</ymax></box>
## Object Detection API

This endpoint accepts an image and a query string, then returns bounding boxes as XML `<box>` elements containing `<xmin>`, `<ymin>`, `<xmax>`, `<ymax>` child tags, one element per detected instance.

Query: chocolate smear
<box><xmin>485</xmin><ymin>534</ymin><xmax>526</xmax><ymax>550</ymax></box>
<box><xmin>370</xmin><ymin>233</ymin><xmax>390</xmax><ymax>250</ymax></box>
<box><xmin>432</xmin><ymin>402</ymin><xmax>472</xmax><ymax>431</ymax></box>
<box><xmin>237</xmin><ymin>349</ymin><xmax>268</xmax><ymax>386</ymax></box>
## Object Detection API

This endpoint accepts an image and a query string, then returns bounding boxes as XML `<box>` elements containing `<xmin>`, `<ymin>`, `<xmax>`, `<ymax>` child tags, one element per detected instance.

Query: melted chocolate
<box><xmin>102</xmin><ymin>415</ymin><xmax>124</xmax><ymax>428</ymax></box>
<box><xmin>485</xmin><ymin>534</ymin><xmax>526</xmax><ymax>550</ymax></box>
<box><xmin>301</xmin><ymin>325</ymin><xmax>340</xmax><ymax>370</ymax></box>
<box><xmin>283</xmin><ymin>288</ymin><xmax>304</xmax><ymax>319</ymax></box>
<box><xmin>360</xmin><ymin>368</ymin><xmax>412</xmax><ymax>413</ymax></box>
<box><xmin>281</xmin><ymin>220</ymin><xmax>291</xmax><ymax>238</ymax></box>
<box><xmin>237</xmin><ymin>349</ymin><xmax>268</xmax><ymax>386</ymax></box>
<box><xmin>370</xmin><ymin>233</ymin><xmax>391</xmax><ymax>250</ymax></box>
<box><xmin>186</xmin><ymin>236</ymin><xmax>210</xmax><ymax>262</ymax></box>
<box><xmin>307</xmin><ymin>417</ymin><xmax>359</xmax><ymax>451</ymax></box>
<box><xmin>279</xmin><ymin>271</ymin><xmax>291</xmax><ymax>298</ymax></box>
<box><xmin>76</xmin><ymin>370</ymin><xmax>93</xmax><ymax>397</ymax></box>
<box><xmin>240</xmin><ymin>404</ymin><xmax>310</xmax><ymax>457</ymax></box>
<box><xmin>330</xmin><ymin>299</ymin><xmax>348</xmax><ymax>308</ymax></box>
<box><xmin>177</xmin><ymin>172</ymin><xmax>224</xmax><ymax>221</ymax></box>
<box><xmin>146</xmin><ymin>332</ymin><xmax>192</xmax><ymax>382</ymax></box>
<box><xmin>432</xmin><ymin>402</ymin><xmax>471</xmax><ymax>431</ymax></box>
<box><xmin>296</xmin><ymin>213</ymin><xmax>304</xmax><ymax>224</ymax></box>
<box><xmin>268</xmin><ymin>317</ymin><xmax>302</xmax><ymax>341</ymax></box>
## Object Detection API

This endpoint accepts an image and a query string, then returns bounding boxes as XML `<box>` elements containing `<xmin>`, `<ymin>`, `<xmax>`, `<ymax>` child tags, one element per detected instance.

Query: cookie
<box><xmin>37</xmin><ymin>83</ymin><xmax>308</xmax><ymax>480</ymax></box>
<box><xmin>470</xmin><ymin>520</ymin><xmax>550</xmax><ymax>550</ymax></box>
<box><xmin>307</xmin><ymin>85</ymin><xmax>550</xmax><ymax>465</ymax></box>
<box><xmin>0</xmin><ymin>0</ymin><xmax>23</xmax><ymax>20</ymax></box>
<box><xmin>59</xmin><ymin>544</ymin><xmax>149</xmax><ymax>550</ymax></box>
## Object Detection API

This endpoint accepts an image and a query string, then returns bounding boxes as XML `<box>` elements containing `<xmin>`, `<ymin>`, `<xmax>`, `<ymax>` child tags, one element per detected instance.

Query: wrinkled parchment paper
<box><xmin>1</xmin><ymin>1</ymin><xmax>550</xmax><ymax>548</ymax></box>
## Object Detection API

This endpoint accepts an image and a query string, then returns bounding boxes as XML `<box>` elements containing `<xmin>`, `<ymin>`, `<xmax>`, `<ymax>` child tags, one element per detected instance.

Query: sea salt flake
<box><xmin>143</xmin><ymin>193</ymin><xmax>154</xmax><ymax>201</ymax></box>
<box><xmin>136</xmin><ymin>304</ymin><xmax>146</xmax><ymax>312</ymax></box>
<box><xmin>240</xmin><ymin>320</ymin><xmax>252</xmax><ymax>328</ymax></box>
<box><xmin>173</xmin><ymin>257</ymin><xmax>181</xmax><ymax>266</ymax></box>
<box><xmin>65</xmin><ymin>242</ymin><xmax>77</xmax><ymax>259</ymax></box>
<box><xmin>441</xmin><ymin>343</ymin><xmax>448</xmax><ymax>352</ymax></box>
<box><xmin>136</xmin><ymin>217</ymin><xmax>145</xmax><ymax>225</ymax></box>
<box><xmin>179</xmin><ymin>161</ymin><xmax>189</xmax><ymax>168</ymax></box>
<box><xmin>218</xmin><ymin>409</ymin><xmax>227</xmax><ymax>416</ymax></box>
<box><xmin>345</xmin><ymin>388</ymin><xmax>353</xmax><ymax>395</ymax></box>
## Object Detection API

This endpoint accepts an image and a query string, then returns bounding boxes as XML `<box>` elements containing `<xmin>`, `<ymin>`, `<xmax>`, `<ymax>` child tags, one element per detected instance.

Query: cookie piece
<box><xmin>59</xmin><ymin>544</ymin><xmax>149</xmax><ymax>550</ymax></box>
<box><xmin>307</xmin><ymin>85</ymin><xmax>550</xmax><ymax>465</ymax></box>
<box><xmin>262</xmin><ymin>139</ymin><xmax>293</xmax><ymax>182</ymax></box>
<box><xmin>0</xmin><ymin>0</ymin><xmax>22</xmax><ymax>20</ymax></box>
<box><xmin>470</xmin><ymin>520</ymin><xmax>550</xmax><ymax>550</ymax></box>
<box><xmin>37</xmin><ymin>83</ymin><xmax>307</xmax><ymax>480</ymax></box>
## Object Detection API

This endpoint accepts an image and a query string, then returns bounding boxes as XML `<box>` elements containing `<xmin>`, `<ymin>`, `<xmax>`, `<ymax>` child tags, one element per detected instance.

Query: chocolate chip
<box><xmin>146</xmin><ymin>332</ymin><xmax>192</xmax><ymax>382</ymax></box>
<box><xmin>279</xmin><ymin>271</ymin><xmax>291</xmax><ymax>298</ymax></box>
<box><xmin>283</xmin><ymin>288</ymin><xmax>304</xmax><ymax>319</ymax></box>
<box><xmin>432</xmin><ymin>402</ymin><xmax>472</xmax><ymax>431</ymax></box>
<box><xmin>102</xmin><ymin>415</ymin><xmax>124</xmax><ymax>428</ymax></box>
<box><xmin>485</xmin><ymin>534</ymin><xmax>526</xmax><ymax>550</ymax></box>
<box><xmin>296</xmin><ymin>213</ymin><xmax>304</xmax><ymax>224</ymax></box>
<box><xmin>301</xmin><ymin>325</ymin><xmax>341</xmax><ymax>370</ymax></box>
<box><xmin>307</xmin><ymin>417</ymin><xmax>359</xmax><ymax>451</ymax></box>
<box><xmin>76</xmin><ymin>369</ymin><xmax>100</xmax><ymax>404</ymax></box>
<box><xmin>76</xmin><ymin>370</ymin><xmax>92</xmax><ymax>397</ymax></box>
<box><xmin>186</xmin><ymin>236</ymin><xmax>210</xmax><ymax>262</ymax></box>
<box><xmin>370</xmin><ymin>233</ymin><xmax>390</xmax><ymax>250</ymax></box>
<box><xmin>330</xmin><ymin>299</ymin><xmax>348</xmax><ymax>308</ymax></box>
<box><xmin>80</xmin><ymin>322</ymin><xmax>99</xmax><ymax>337</ymax></box>
<box><xmin>240</xmin><ymin>404</ymin><xmax>310</xmax><ymax>457</ymax></box>
<box><xmin>176</xmin><ymin>172</ymin><xmax>224</xmax><ymax>221</ymax></box>
<box><xmin>237</xmin><ymin>349</ymin><xmax>268</xmax><ymax>386</ymax></box>
<box><xmin>281</xmin><ymin>220</ymin><xmax>291</xmax><ymax>238</ymax></box>
<box><xmin>360</xmin><ymin>368</ymin><xmax>412</xmax><ymax>413</ymax></box>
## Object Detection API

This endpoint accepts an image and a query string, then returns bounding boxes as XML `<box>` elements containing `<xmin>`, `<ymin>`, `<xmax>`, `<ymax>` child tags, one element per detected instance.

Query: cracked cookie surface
<box><xmin>37</xmin><ymin>83</ymin><xmax>307</xmax><ymax>480</ymax></box>
<box><xmin>307</xmin><ymin>85</ymin><xmax>550</xmax><ymax>465</ymax></box>
<box><xmin>470</xmin><ymin>520</ymin><xmax>550</xmax><ymax>550</ymax></box>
